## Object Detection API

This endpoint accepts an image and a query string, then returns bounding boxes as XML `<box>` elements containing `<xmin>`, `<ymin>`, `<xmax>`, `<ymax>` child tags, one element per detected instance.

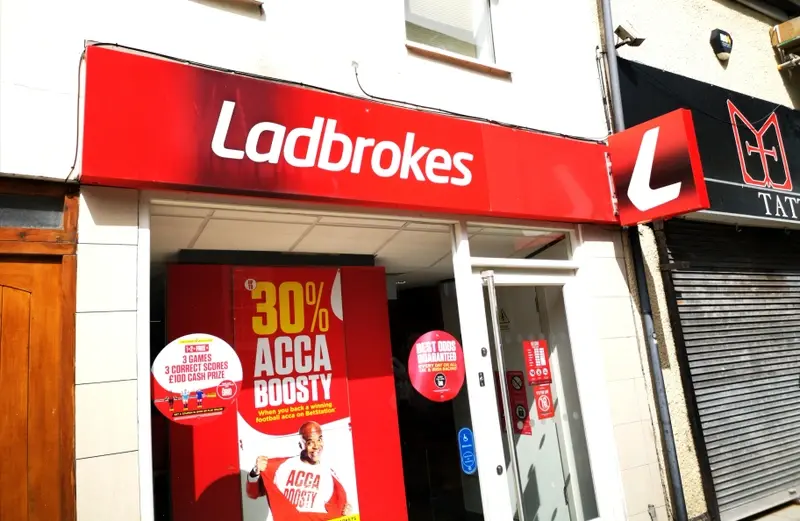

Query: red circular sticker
<box><xmin>408</xmin><ymin>330</ymin><xmax>465</xmax><ymax>402</ymax></box>
<box><xmin>151</xmin><ymin>333</ymin><xmax>243</xmax><ymax>425</ymax></box>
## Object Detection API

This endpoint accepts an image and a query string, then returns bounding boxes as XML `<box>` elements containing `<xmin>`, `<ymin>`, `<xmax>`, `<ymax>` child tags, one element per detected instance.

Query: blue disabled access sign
<box><xmin>458</xmin><ymin>427</ymin><xmax>477</xmax><ymax>475</ymax></box>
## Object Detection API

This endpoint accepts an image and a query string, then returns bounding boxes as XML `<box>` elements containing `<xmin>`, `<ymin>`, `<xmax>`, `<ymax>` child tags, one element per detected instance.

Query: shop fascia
<box><xmin>81</xmin><ymin>44</ymin><xmax>710</xmax><ymax>227</ymax></box>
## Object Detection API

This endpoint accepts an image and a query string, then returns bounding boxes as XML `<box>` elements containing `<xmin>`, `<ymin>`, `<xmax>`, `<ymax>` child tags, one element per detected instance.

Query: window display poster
<box><xmin>522</xmin><ymin>340</ymin><xmax>552</xmax><ymax>386</ymax></box>
<box><xmin>534</xmin><ymin>384</ymin><xmax>555</xmax><ymax>420</ymax></box>
<box><xmin>494</xmin><ymin>370</ymin><xmax>532</xmax><ymax>435</ymax></box>
<box><xmin>507</xmin><ymin>370</ymin><xmax>532</xmax><ymax>436</ymax></box>
<box><xmin>151</xmin><ymin>333</ymin><xmax>243</xmax><ymax>425</ymax></box>
<box><xmin>407</xmin><ymin>330</ymin><xmax>465</xmax><ymax>402</ymax></box>
<box><xmin>233</xmin><ymin>267</ymin><xmax>360</xmax><ymax>521</ymax></box>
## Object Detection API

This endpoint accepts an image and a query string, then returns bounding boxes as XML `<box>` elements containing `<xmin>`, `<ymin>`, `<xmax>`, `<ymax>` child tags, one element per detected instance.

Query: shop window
<box><xmin>405</xmin><ymin>0</ymin><xmax>496</xmax><ymax>62</ymax></box>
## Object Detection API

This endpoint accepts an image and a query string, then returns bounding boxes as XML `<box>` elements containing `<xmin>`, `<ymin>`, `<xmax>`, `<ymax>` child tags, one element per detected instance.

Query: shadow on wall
<box><xmin>623</xmin><ymin>227</ymin><xmax>673</xmax><ymax>371</ymax></box>
<box><xmin>523</xmin><ymin>460</ymin><xmax>543</xmax><ymax>521</ymax></box>
<box><xmin>644</xmin><ymin>250</ymin><xmax>672</xmax><ymax>372</ymax></box>
<box><xmin>189</xmin><ymin>0</ymin><xmax>266</xmax><ymax>21</ymax></box>
<box><xmin>779</xmin><ymin>69</ymin><xmax>800</xmax><ymax>108</ymax></box>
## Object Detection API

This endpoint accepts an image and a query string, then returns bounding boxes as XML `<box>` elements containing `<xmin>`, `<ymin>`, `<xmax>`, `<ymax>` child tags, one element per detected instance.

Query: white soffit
<box><xmin>149</xmin><ymin>200</ymin><xmax>567</xmax><ymax>285</ymax></box>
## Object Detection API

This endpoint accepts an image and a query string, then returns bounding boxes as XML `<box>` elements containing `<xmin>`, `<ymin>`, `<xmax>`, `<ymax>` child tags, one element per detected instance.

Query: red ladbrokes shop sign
<box><xmin>81</xmin><ymin>45</ymin><xmax>709</xmax><ymax>224</ymax></box>
<box><xmin>80</xmin><ymin>46</ymin><xmax>615</xmax><ymax>223</ymax></box>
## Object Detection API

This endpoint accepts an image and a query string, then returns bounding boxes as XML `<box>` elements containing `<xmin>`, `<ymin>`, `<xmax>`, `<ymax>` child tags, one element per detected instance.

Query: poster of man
<box><xmin>234</xmin><ymin>268</ymin><xmax>360</xmax><ymax>521</ymax></box>
<box><xmin>245</xmin><ymin>421</ymin><xmax>353</xmax><ymax>520</ymax></box>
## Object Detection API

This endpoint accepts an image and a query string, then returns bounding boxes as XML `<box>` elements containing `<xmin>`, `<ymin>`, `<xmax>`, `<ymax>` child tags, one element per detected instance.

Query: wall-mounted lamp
<box><xmin>710</xmin><ymin>29</ymin><xmax>733</xmax><ymax>61</ymax></box>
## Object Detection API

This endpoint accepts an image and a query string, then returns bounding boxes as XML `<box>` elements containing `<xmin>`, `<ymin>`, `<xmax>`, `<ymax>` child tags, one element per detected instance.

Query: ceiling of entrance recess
<box><xmin>150</xmin><ymin>203</ymin><xmax>565</xmax><ymax>286</ymax></box>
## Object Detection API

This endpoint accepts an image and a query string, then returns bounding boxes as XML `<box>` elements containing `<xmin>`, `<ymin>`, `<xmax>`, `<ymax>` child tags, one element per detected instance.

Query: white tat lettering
<box><xmin>756</xmin><ymin>192</ymin><xmax>800</xmax><ymax>220</ymax></box>
<box><xmin>757</xmin><ymin>192</ymin><xmax>773</xmax><ymax>216</ymax></box>
<box><xmin>211</xmin><ymin>101</ymin><xmax>475</xmax><ymax>186</ymax></box>
<box><xmin>775</xmin><ymin>194</ymin><xmax>789</xmax><ymax>218</ymax></box>
<box><xmin>787</xmin><ymin>197</ymin><xmax>799</xmax><ymax>219</ymax></box>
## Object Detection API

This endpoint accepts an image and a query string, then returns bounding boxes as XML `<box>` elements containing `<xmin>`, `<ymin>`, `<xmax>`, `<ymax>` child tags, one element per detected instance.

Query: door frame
<box><xmin>0</xmin><ymin>177</ymin><xmax>79</xmax><ymax>521</ymax></box>
<box><xmin>450</xmin><ymin>220</ymin><xmax>627</xmax><ymax>521</ymax></box>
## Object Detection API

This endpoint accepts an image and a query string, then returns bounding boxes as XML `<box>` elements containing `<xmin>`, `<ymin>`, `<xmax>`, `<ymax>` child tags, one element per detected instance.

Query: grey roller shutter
<box><xmin>659</xmin><ymin>219</ymin><xmax>800</xmax><ymax>521</ymax></box>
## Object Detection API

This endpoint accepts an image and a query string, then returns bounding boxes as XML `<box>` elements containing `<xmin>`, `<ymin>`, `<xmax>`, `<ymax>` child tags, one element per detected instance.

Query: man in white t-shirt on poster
<box><xmin>246</xmin><ymin>421</ymin><xmax>353</xmax><ymax>521</ymax></box>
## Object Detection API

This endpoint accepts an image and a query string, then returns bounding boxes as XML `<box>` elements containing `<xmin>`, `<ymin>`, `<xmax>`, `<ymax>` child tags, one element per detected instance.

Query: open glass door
<box><xmin>482</xmin><ymin>271</ymin><xmax>598</xmax><ymax>521</ymax></box>
<box><xmin>449</xmin><ymin>221</ymin><xmax>602</xmax><ymax>521</ymax></box>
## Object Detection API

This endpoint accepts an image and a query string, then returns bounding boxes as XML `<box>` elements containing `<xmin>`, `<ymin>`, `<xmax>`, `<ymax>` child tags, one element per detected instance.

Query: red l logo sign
<box><xmin>608</xmin><ymin>109</ymin><xmax>709</xmax><ymax>225</ymax></box>
<box><xmin>627</xmin><ymin>127</ymin><xmax>682</xmax><ymax>212</ymax></box>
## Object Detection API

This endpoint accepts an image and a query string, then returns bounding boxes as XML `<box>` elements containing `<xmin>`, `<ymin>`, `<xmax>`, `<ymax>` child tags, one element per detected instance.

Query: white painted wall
<box><xmin>0</xmin><ymin>0</ymin><xmax>609</xmax><ymax>182</ymax></box>
<box><xmin>75</xmin><ymin>186</ymin><xmax>142</xmax><ymax>521</ymax></box>
<box><xmin>613</xmin><ymin>0</ymin><xmax>800</xmax><ymax>108</ymax></box>
<box><xmin>574</xmin><ymin>224</ymin><xmax>669</xmax><ymax>521</ymax></box>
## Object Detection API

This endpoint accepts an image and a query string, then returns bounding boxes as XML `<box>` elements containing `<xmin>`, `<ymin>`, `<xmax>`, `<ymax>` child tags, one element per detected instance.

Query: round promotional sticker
<box><xmin>408</xmin><ymin>330</ymin><xmax>466</xmax><ymax>402</ymax></box>
<box><xmin>152</xmin><ymin>333</ymin><xmax>243</xmax><ymax>425</ymax></box>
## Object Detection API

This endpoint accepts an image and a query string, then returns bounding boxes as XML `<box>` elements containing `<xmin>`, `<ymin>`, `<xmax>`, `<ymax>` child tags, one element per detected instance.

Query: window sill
<box><xmin>405</xmin><ymin>41</ymin><xmax>512</xmax><ymax>80</ymax></box>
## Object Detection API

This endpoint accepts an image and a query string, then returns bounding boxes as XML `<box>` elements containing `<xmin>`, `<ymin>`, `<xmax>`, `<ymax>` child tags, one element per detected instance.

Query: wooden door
<box><xmin>0</xmin><ymin>257</ymin><xmax>74</xmax><ymax>521</ymax></box>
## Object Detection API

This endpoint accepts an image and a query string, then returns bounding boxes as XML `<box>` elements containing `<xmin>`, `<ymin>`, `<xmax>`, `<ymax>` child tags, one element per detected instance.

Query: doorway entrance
<box><xmin>447</xmin><ymin>221</ymin><xmax>607</xmax><ymax>521</ymax></box>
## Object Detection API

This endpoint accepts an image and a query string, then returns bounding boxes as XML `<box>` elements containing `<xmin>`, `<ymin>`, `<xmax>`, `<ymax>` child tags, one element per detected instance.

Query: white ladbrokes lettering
<box><xmin>211</xmin><ymin>100</ymin><xmax>474</xmax><ymax>187</ymax></box>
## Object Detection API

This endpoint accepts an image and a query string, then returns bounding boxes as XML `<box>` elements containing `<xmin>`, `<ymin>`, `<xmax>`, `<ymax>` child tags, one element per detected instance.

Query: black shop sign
<box><xmin>619</xmin><ymin>58</ymin><xmax>800</xmax><ymax>223</ymax></box>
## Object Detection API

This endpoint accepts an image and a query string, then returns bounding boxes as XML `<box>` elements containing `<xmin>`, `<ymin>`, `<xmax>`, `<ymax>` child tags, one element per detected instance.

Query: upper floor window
<box><xmin>404</xmin><ymin>0</ymin><xmax>496</xmax><ymax>63</ymax></box>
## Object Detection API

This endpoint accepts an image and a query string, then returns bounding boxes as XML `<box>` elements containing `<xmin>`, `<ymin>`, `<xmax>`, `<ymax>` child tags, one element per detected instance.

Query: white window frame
<box><xmin>404</xmin><ymin>0</ymin><xmax>497</xmax><ymax>63</ymax></box>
